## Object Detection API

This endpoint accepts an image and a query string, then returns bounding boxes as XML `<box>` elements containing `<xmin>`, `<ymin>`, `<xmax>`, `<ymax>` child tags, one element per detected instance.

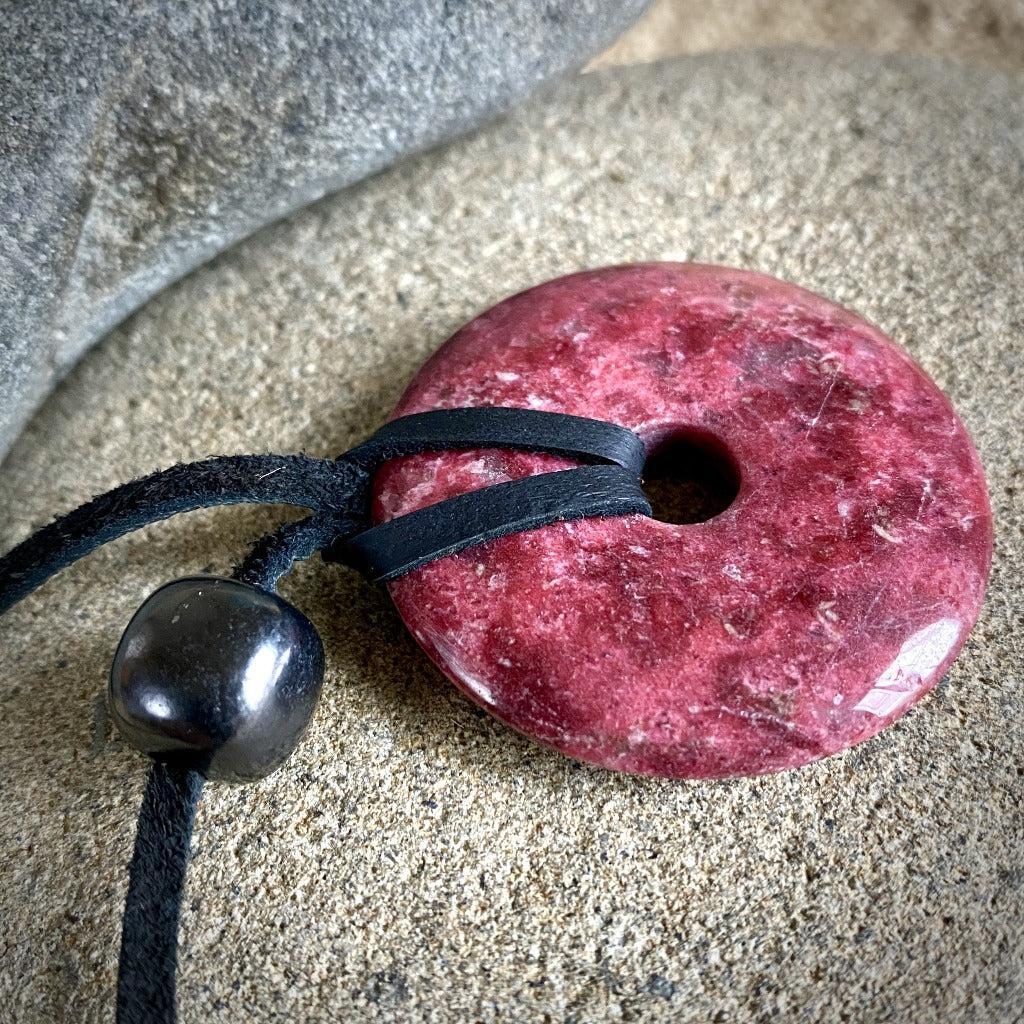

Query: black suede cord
<box><xmin>326</xmin><ymin>408</ymin><xmax>649</xmax><ymax>579</ymax></box>
<box><xmin>117</xmin><ymin>764</ymin><xmax>204</xmax><ymax>1024</ymax></box>
<box><xmin>0</xmin><ymin>408</ymin><xmax>650</xmax><ymax>1024</ymax></box>
<box><xmin>234</xmin><ymin>512</ymin><xmax>363</xmax><ymax>591</ymax></box>
<box><xmin>0</xmin><ymin>455</ymin><xmax>368</xmax><ymax>615</ymax></box>
<box><xmin>343</xmin><ymin>464</ymin><xmax>648</xmax><ymax>581</ymax></box>
<box><xmin>345</xmin><ymin>406</ymin><xmax>646</xmax><ymax>476</ymax></box>
<box><xmin>0</xmin><ymin>409</ymin><xmax>646</xmax><ymax>611</ymax></box>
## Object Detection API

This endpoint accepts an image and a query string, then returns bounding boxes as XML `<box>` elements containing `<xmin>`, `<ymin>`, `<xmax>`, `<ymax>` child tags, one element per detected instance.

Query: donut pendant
<box><xmin>375</xmin><ymin>264</ymin><xmax>992</xmax><ymax>778</ymax></box>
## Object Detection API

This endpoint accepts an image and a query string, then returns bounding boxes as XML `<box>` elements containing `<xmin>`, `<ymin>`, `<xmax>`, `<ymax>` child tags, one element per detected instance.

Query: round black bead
<box><xmin>109</xmin><ymin>577</ymin><xmax>325</xmax><ymax>783</ymax></box>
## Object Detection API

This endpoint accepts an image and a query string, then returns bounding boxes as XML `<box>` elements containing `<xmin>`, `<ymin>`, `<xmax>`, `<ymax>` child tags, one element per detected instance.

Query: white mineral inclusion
<box><xmin>854</xmin><ymin>618</ymin><xmax>962</xmax><ymax>717</ymax></box>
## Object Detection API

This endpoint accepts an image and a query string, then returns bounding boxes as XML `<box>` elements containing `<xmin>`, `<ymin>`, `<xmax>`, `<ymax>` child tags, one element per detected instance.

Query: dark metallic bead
<box><xmin>109</xmin><ymin>577</ymin><xmax>324</xmax><ymax>783</ymax></box>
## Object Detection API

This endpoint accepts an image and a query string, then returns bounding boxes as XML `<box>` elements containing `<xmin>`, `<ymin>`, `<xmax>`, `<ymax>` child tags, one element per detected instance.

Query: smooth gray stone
<box><xmin>0</xmin><ymin>0</ymin><xmax>646</xmax><ymax>458</ymax></box>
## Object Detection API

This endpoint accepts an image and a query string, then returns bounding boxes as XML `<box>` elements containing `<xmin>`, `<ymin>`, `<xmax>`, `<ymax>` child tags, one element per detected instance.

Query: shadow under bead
<box><xmin>108</xmin><ymin>577</ymin><xmax>325</xmax><ymax>783</ymax></box>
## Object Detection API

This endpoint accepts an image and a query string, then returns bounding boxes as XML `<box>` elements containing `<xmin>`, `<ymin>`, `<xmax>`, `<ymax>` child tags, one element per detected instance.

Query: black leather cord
<box><xmin>346</xmin><ymin>407</ymin><xmax>646</xmax><ymax>475</ymax></box>
<box><xmin>0</xmin><ymin>407</ymin><xmax>651</xmax><ymax>1024</ymax></box>
<box><xmin>332</xmin><ymin>408</ymin><xmax>650</xmax><ymax>579</ymax></box>
<box><xmin>0</xmin><ymin>410</ymin><xmax>646</xmax><ymax>612</ymax></box>
<box><xmin>234</xmin><ymin>512</ymin><xmax>363</xmax><ymax>590</ymax></box>
<box><xmin>342</xmin><ymin>465</ymin><xmax>650</xmax><ymax>581</ymax></box>
<box><xmin>0</xmin><ymin>455</ymin><xmax>367</xmax><ymax>614</ymax></box>
<box><xmin>117</xmin><ymin>763</ymin><xmax>204</xmax><ymax>1024</ymax></box>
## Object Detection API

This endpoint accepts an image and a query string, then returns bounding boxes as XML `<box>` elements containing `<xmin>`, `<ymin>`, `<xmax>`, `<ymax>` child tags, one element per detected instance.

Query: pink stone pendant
<box><xmin>374</xmin><ymin>264</ymin><xmax>992</xmax><ymax>778</ymax></box>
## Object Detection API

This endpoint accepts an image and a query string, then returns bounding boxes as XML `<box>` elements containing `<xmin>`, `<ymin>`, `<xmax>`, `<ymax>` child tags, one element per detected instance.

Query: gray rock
<box><xmin>0</xmin><ymin>0</ymin><xmax>647</xmax><ymax>457</ymax></box>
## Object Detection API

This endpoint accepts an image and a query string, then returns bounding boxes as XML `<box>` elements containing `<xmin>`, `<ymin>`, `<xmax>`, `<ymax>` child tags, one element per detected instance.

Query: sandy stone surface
<box><xmin>594</xmin><ymin>0</ymin><xmax>1024</xmax><ymax>73</ymax></box>
<box><xmin>1</xmin><ymin>50</ymin><xmax>1022</xmax><ymax>1023</ymax></box>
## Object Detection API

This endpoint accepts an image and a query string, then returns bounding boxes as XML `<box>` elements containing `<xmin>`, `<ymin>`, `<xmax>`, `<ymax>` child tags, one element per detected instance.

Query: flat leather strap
<box><xmin>0</xmin><ymin>410</ymin><xmax>649</xmax><ymax>612</ymax></box>
<box><xmin>342</xmin><ymin>464</ymin><xmax>651</xmax><ymax>582</ymax></box>
<box><xmin>345</xmin><ymin>407</ymin><xmax>646</xmax><ymax>476</ymax></box>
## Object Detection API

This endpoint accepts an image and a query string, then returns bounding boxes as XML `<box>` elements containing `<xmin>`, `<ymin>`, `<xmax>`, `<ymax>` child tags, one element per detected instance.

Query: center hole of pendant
<box><xmin>641</xmin><ymin>430</ymin><xmax>741</xmax><ymax>525</ymax></box>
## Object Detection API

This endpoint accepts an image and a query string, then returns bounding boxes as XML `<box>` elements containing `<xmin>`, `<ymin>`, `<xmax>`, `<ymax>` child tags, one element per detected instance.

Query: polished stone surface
<box><xmin>109</xmin><ymin>577</ymin><xmax>324</xmax><ymax>782</ymax></box>
<box><xmin>376</xmin><ymin>264</ymin><xmax>993</xmax><ymax>777</ymax></box>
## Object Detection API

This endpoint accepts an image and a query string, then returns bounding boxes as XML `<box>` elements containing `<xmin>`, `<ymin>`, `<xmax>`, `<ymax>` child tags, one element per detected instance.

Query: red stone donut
<box><xmin>374</xmin><ymin>264</ymin><xmax>992</xmax><ymax>778</ymax></box>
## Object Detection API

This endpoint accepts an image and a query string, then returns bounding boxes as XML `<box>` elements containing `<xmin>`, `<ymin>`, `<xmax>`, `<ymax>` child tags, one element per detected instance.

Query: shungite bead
<box><xmin>109</xmin><ymin>577</ymin><xmax>324</xmax><ymax>783</ymax></box>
